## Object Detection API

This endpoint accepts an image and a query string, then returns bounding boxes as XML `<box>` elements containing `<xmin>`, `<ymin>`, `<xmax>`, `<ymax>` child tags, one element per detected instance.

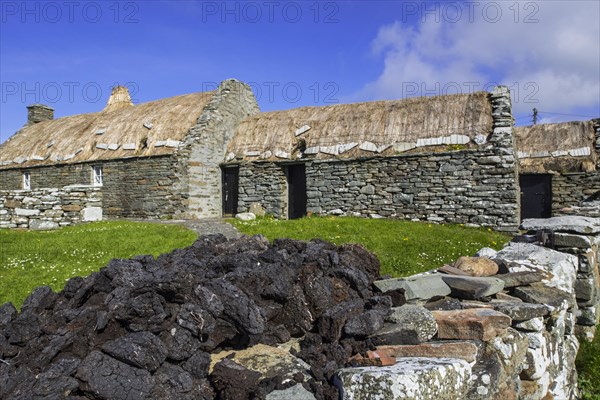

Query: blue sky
<box><xmin>1</xmin><ymin>0</ymin><xmax>599</xmax><ymax>143</ymax></box>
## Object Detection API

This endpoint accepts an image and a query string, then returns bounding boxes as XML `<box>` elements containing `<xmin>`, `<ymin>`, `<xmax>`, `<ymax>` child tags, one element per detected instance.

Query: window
<box><xmin>22</xmin><ymin>172</ymin><xmax>31</xmax><ymax>190</ymax></box>
<box><xmin>92</xmin><ymin>166</ymin><xmax>103</xmax><ymax>186</ymax></box>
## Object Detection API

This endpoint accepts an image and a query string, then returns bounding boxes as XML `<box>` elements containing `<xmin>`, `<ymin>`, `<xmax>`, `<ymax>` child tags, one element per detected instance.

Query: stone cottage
<box><xmin>224</xmin><ymin>86</ymin><xmax>520</xmax><ymax>231</ymax></box>
<box><xmin>514</xmin><ymin>119</ymin><xmax>600</xmax><ymax>219</ymax></box>
<box><xmin>0</xmin><ymin>79</ymin><xmax>259</xmax><ymax>221</ymax></box>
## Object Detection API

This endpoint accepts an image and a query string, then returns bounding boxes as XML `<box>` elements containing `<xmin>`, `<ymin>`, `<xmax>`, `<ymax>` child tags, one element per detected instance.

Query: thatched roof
<box><xmin>515</xmin><ymin>121</ymin><xmax>597</xmax><ymax>173</ymax></box>
<box><xmin>226</xmin><ymin>91</ymin><xmax>494</xmax><ymax>162</ymax></box>
<box><xmin>0</xmin><ymin>88</ymin><xmax>215</xmax><ymax>169</ymax></box>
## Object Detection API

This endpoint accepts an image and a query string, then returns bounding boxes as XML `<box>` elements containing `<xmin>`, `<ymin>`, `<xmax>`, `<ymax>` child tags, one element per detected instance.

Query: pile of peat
<box><xmin>0</xmin><ymin>235</ymin><xmax>393</xmax><ymax>400</ymax></box>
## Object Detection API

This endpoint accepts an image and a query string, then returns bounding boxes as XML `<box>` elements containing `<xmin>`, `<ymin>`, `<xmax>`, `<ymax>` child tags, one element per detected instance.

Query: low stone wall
<box><xmin>336</xmin><ymin>216</ymin><xmax>600</xmax><ymax>399</ymax></box>
<box><xmin>0</xmin><ymin>186</ymin><xmax>102</xmax><ymax>230</ymax></box>
<box><xmin>0</xmin><ymin>155</ymin><xmax>186</xmax><ymax>220</ymax></box>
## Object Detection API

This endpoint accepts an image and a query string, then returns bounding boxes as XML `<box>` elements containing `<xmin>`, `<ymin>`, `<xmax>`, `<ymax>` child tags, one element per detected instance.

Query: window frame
<box><xmin>92</xmin><ymin>165</ymin><xmax>103</xmax><ymax>187</ymax></box>
<box><xmin>22</xmin><ymin>171</ymin><xmax>31</xmax><ymax>190</ymax></box>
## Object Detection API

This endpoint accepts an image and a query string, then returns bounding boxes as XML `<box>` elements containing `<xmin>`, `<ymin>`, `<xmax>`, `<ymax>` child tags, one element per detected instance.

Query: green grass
<box><xmin>0</xmin><ymin>221</ymin><xmax>197</xmax><ymax>308</ymax></box>
<box><xmin>577</xmin><ymin>333</ymin><xmax>600</xmax><ymax>399</ymax></box>
<box><xmin>231</xmin><ymin>216</ymin><xmax>511</xmax><ymax>277</ymax></box>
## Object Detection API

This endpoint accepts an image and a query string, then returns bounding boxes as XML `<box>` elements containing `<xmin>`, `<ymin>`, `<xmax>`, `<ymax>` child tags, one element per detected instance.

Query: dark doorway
<box><xmin>520</xmin><ymin>174</ymin><xmax>552</xmax><ymax>220</ymax></box>
<box><xmin>287</xmin><ymin>164</ymin><xmax>307</xmax><ymax>219</ymax></box>
<box><xmin>222</xmin><ymin>167</ymin><xmax>239</xmax><ymax>216</ymax></box>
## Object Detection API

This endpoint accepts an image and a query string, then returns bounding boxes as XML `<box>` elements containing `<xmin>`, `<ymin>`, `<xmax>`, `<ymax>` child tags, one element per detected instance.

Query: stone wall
<box><xmin>0</xmin><ymin>186</ymin><xmax>102</xmax><ymax>229</ymax></box>
<box><xmin>0</xmin><ymin>155</ymin><xmax>185</xmax><ymax>219</ymax></box>
<box><xmin>178</xmin><ymin>79</ymin><xmax>260</xmax><ymax>219</ymax></box>
<box><xmin>238</xmin><ymin>162</ymin><xmax>287</xmax><ymax>218</ymax></box>
<box><xmin>236</xmin><ymin>88</ymin><xmax>519</xmax><ymax>230</ymax></box>
<box><xmin>336</xmin><ymin>216</ymin><xmax>600</xmax><ymax>400</ymax></box>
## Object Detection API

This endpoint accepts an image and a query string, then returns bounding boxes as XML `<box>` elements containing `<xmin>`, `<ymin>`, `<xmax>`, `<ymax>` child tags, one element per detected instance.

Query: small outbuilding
<box><xmin>514</xmin><ymin>119</ymin><xmax>600</xmax><ymax>219</ymax></box>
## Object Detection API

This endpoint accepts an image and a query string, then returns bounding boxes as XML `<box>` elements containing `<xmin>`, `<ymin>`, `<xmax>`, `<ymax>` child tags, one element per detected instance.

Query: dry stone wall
<box><xmin>338</xmin><ymin>215</ymin><xmax>600</xmax><ymax>400</ymax></box>
<box><xmin>0</xmin><ymin>155</ymin><xmax>186</xmax><ymax>220</ymax></box>
<box><xmin>0</xmin><ymin>186</ymin><xmax>102</xmax><ymax>230</ymax></box>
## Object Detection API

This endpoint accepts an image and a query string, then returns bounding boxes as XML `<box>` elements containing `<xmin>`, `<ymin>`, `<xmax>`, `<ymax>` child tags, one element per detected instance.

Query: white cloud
<box><xmin>356</xmin><ymin>1</ymin><xmax>600</xmax><ymax>123</ymax></box>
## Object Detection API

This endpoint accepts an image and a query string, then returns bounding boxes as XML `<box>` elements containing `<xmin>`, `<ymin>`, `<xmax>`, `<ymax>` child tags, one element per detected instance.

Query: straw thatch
<box><xmin>515</xmin><ymin>121</ymin><xmax>597</xmax><ymax>173</ymax></box>
<box><xmin>0</xmin><ymin>90</ymin><xmax>215</xmax><ymax>169</ymax></box>
<box><xmin>227</xmin><ymin>91</ymin><xmax>493</xmax><ymax>161</ymax></box>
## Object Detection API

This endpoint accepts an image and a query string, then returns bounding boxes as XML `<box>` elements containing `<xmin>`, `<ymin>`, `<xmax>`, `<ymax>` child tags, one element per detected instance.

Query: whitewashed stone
<box><xmin>377</xmin><ymin>144</ymin><xmax>391</xmax><ymax>153</ymax></box>
<box><xmin>244</xmin><ymin>151</ymin><xmax>261</xmax><ymax>157</ymax></box>
<box><xmin>15</xmin><ymin>208</ymin><xmax>40</xmax><ymax>216</ymax></box>
<box><xmin>30</xmin><ymin>155</ymin><xmax>45</xmax><ymax>161</ymax></box>
<box><xmin>303</xmin><ymin>146</ymin><xmax>320</xmax><ymax>155</ymax></box>
<box><xmin>551</xmin><ymin>150</ymin><xmax>569</xmax><ymax>157</ymax></box>
<box><xmin>107</xmin><ymin>143</ymin><xmax>120</xmax><ymax>151</ymax></box>
<box><xmin>29</xmin><ymin>220</ymin><xmax>59</xmax><ymax>230</ymax></box>
<box><xmin>13</xmin><ymin>157</ymin><xmax>26</xmax><ymax>164</ymax></box>
<box><xmin>154</xmin><ymin>141</ymin><xmax>166</xmax><ymax>147</ymax></box>
<box><xmin>339</xmin><ymin>142</ymin><xmax>358</xmax><ymax>153</ymax></box>
<box><xmin>295</xmin><ymin>125</ymin><xmax>311</xmax><ymax>136</ymax></box>
<box><xmin>442</xmin><ymin>134</ymin><xmax>470</xmax><ymax>145</ymax></box>
<box><xmin>143</xmin><ymin>121</ymin><xmax>153</xmax><ymax>129</ymax></box>
<box><xmin>359</xmin><ymin>141</ymin><xmax>378</xmax><ymax>152</ymax></box>
<box><xmin>474</xmin><ymin>134</ymin><xmax>487</xmax><ymax>145</ymax></box>
<box><xmin>95</xmin><ymin>128</ymin><xmax>106</xmax><ymax>135</ymax></box>
<box><xmin>96</xmin><ymin>143</ymin><xmax>109</xmax><ymax>150</ymax></box>
<box><xmin>530</xmin><ymin>151</ymin><xmax>551</xmax><ymax>158</ymax></box>
<box><xmin>225</xmin><ymin>152</ymin><xmax>236</xmax><ymax>162</ymax></box>
<box><xmin>63</xmin><ymin>153</ymin><xmax>75</xmax><ymax>160</ymax></box>
<box><xmin>260</xmin><ymin>150</ymin><xmax>272</xmax><ymax>159</ymax></box>
<box><xmin>275</xmin><ymin>150</ymin><xmax>290</xmax><ymax>159</ymax></box>
<box><xmin>517</xmin><ymin>151</ymin><xmax>529</xmax><ymax>159</ymax></box>
<box><xmin>334</xmin><ymin>358</ymin><xmax>471</xmax><ymax>400</ymax></box>
<box><xmin>235</xmin><ymin>212</ymin><xmax>256</xmax><ymax>221</ymax></box>
<box><xmin>416</xmin><ymin>137</ymin><xmax>444</xmax><ymax>147</ymax></box>
<box><xmin>165</xmin><ymin>139</ymin><xmax>181</xmax><ymax>148</ymax></box>
<box><xmin>568</xmin><ymin>147</ymin><xmax>591</xmax><ymax>157</ymax></box>
<box><xmin>393</xmin><ymin>142</ymin><xmax>417</xmax><ymax>153</ymax></box>
<box><xmin>123</xmin><ymin>143</ymin><xmax>137</xmax><ymax>150</ymax></box>
<box><xmin>320</xmin><ymin>145</ymin><xmax>339</xmax><ymax>156</ymax></box>
<box><xmin>82</xmin><ymin>207</ymin><xmax>102</xmax><ymax>221</ymax></box>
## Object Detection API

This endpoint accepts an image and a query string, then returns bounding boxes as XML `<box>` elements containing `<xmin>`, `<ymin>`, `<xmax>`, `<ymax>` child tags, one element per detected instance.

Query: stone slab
<box><xmin>513</xmin><ymin>282</ymin><xmax>574</xmax><ymax>309</ymax></box>
<box><xmin>372</xmin><ymin>305</ymin><xmax>437</xmax><ymax>345</ymax></box>
<box><xmin>495</xmin><ymin>271</ymin><xmax>545</xmax><ymax>288</ymax></box>
<box><xmin>520</xmin><ymin>216</ymin><xmax>600</xmax><ymax>234</ymax></box>
<box><xmin>266</xmin><ymin>384</ymin><xmax>316</xmax><ymax>400</ymax></box>
<box><xmin>491</xmin><ymin>302</ymin><xmax>550</xmax><ymax>321</ymax></box>
<box><xmin>440</xmin><ymin>275</ymin><xmax>505</xmax><ymax>300</ymax></box>
<box><xmin>371</xmin><ymin>342</ymin><xmax>479</xmax><ymax>363</ymax></box>
<box><xmin>82</xmin><ymin>207</ymin><xmax>102</xmax><ymax>222</ymax></box>
<box><xmin>29</xmin><ymin>219</ymin><xmax>59</xmax><ymax>230</ymax></box>
<box><xmin>373</xmin><ymin>274</ymin><xmax>451</xmax><ymax>301</ymax></box>
<box><xmin>432</xmin><ymin>308</ymin><xmax>512</xmax><ymax>341</ymax></box>
<box><xmin>334</xmin><ymin>357</ymin><xmax>471</xmax><ymax>400</ymax></box>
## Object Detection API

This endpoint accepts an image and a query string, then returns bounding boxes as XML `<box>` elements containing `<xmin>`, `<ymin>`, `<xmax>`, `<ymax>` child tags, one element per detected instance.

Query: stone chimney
<box><xmin>27</xmin><ymin>104</ymin><xmax>54</xmax><ymax>125</ymax></box>
<box><xmin>103</xmin><ymin>85</ymin><xmax>133</xmax><ymax>112</ymax></box>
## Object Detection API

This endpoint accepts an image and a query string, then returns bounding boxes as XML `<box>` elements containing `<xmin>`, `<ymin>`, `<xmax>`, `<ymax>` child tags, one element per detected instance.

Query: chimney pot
<box><xmin>27</xmin><ymin>104</ymin><xmax>54</xmax><ymax>125</ymax></box>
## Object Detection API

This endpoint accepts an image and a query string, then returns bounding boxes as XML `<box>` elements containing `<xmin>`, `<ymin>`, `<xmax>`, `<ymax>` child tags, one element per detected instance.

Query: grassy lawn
<box><xmin>0</xmin><ymin>221</ymin><xmax>197</xmax><ymax>308</ymax></box>
<box><xmin>577</xmin><ymin>332</ymin><xmax>600</xmax><ymax>400</ymax></box>
<box><xmin>232</xmin><ymin>216</ymin><xmax>511</xmax><ymax>277</ymax></box>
